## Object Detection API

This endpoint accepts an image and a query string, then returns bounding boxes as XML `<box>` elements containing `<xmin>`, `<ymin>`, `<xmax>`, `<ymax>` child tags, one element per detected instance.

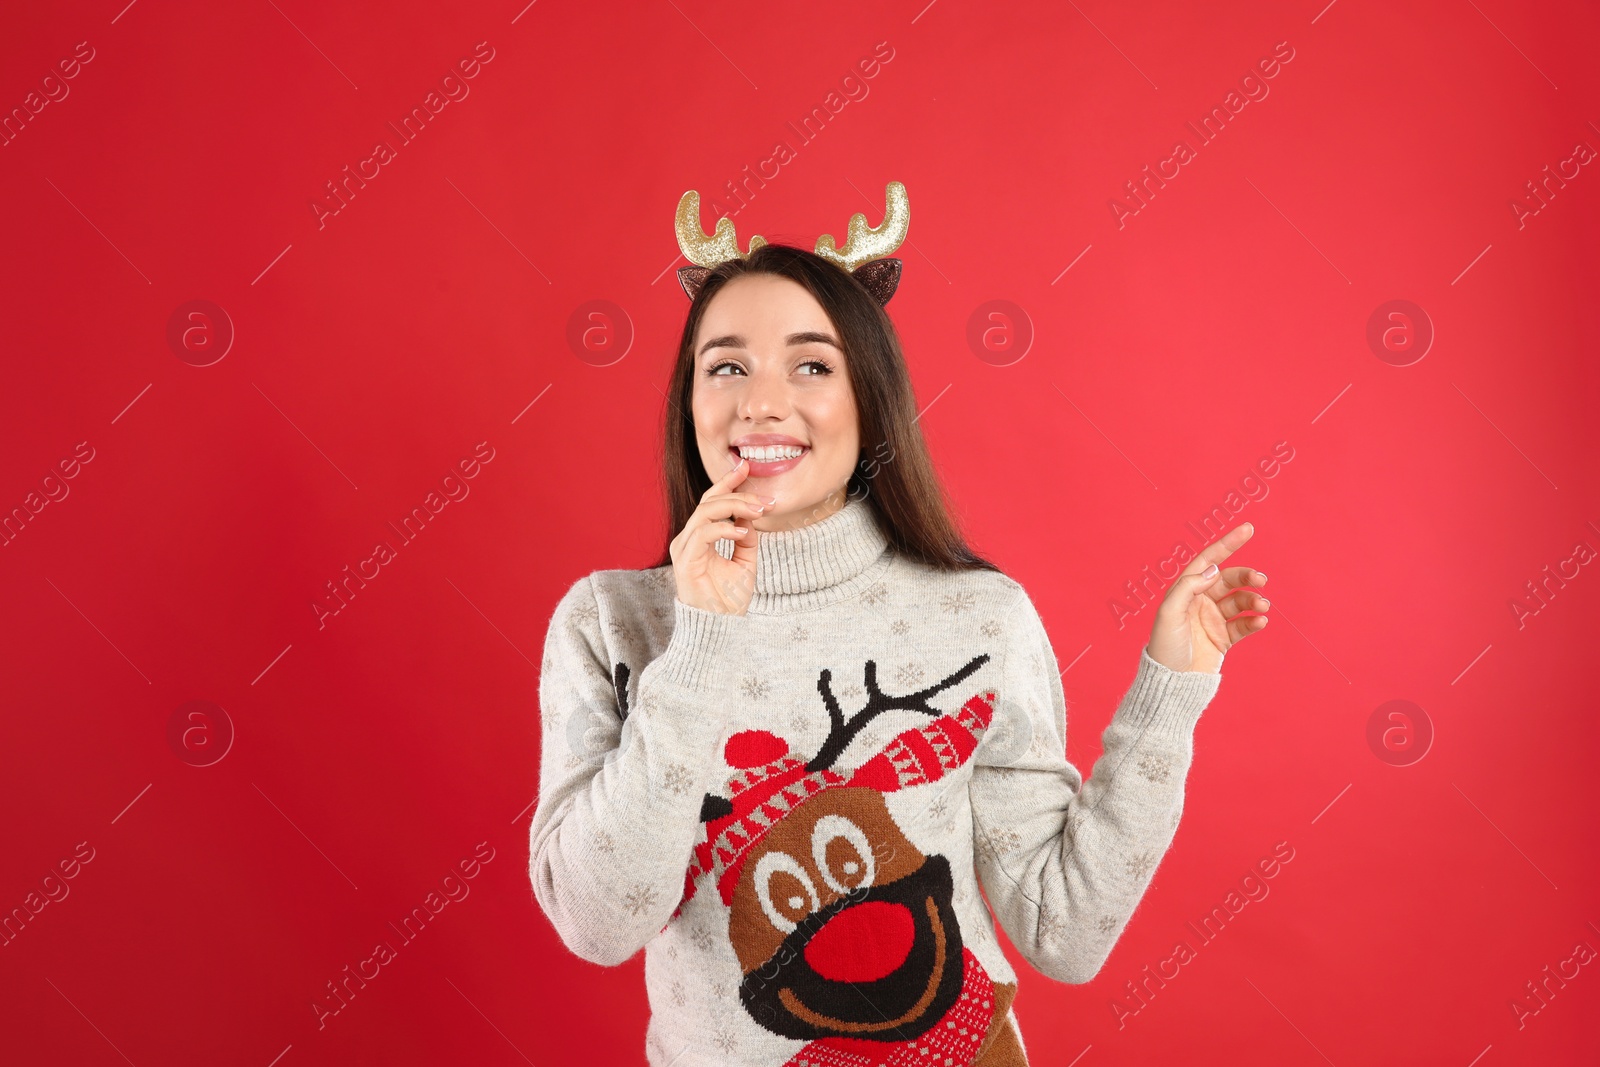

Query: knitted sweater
<box><xmin>529</xmin><ymin>494</ymin><xmax>1223</xmax><ymax>1066</ymax></box>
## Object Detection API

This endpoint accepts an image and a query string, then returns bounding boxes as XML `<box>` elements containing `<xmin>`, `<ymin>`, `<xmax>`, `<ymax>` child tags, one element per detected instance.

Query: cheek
<box><xmin>804</xmin><ymin>387</ymin><xmax>857</xmax><ymax>445</ymax></box>
<box><xmin>692</xmin><ymin>381</ymin><xmax>714</xmax><ymax>415</ymax></box>
<box><xmin>691</xmin><ymin>387</ymin><xmax>730</xmax><ymax>434</ymax></box>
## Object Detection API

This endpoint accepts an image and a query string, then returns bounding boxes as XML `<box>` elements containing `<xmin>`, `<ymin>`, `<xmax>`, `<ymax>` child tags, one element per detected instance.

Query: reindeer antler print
<box><xmin>806</xmin><ymin>653</ymin><xmax>990</xmax><ymax>773</ymax></box>
<box><xmin>672</xmin><ymin>646</ymin><xmax>1016</xmax><ymax>1057</ymax></box>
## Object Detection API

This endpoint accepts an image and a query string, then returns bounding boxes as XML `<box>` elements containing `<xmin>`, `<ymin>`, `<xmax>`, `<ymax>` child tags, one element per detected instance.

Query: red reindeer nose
<box><xmin>803</xmin><ymin>901</ymin><xmax>914</xmax><ymax>983</ymax></box>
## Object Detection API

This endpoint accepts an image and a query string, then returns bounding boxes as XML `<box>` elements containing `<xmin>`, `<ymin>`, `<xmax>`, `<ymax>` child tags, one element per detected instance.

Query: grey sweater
<box><xmin>529</xmin><ymin>494</ymin><xmax>1223</xmax><ymax>1066</ymax></box>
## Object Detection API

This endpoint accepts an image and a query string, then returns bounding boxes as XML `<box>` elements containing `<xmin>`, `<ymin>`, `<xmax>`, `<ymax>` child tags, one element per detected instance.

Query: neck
<box><xmin>714</xmin><ymin>493</ymin><xmax>892</xmax><ymax>614</ymax></box>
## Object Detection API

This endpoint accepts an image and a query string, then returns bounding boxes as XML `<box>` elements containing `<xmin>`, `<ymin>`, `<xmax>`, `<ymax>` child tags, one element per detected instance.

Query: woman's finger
<box><xmin>687</xmin><ymin>500</ymin><xmax>766</xmax><ymax>558</ymax></box>
<box><xmin>1214</xmin><ymin>587</ymin><xmax>1270</xmax><ymax>618</ymax></box>
<box><xmin>680</xmin><ymin>514</ymin><xmax>750</xmax><ymax>567</ymax></box>
<box><xmin>697</xmin><ymin>519</ymin><xmax>748</xmax><ymax>546</ymax></box>
<box><xmin>700</xmin><ymin>455</ymin><xmax>749</xmax><ymax>503</ymax></box>
<box><xmin>1160</xmin><ymin>561</ymin><xmax>1224</xmax><ymax>614</ymax></box>
<box><xmin>1200</xmin><ymin>566</ymin><xmax>1266</xmax><ymax>604</ymax></box>
<box><xmin>694</xmin><ymin>497</ymin><xmax>768</xmax><ymax>523</ymax></box>
<box><xmin>694</xmin><ymin>492</ymin><xmax>772</xmax><ymax>520</ymax></box>
<box><xmin>1225</xmin><ymin>613</ymin><xmax>1270</xmax><ymax>645</ymax></box>
<box><xmin>1183</xmin><ymin>524</ymin><xmax>1255</xmax><ymax>582</ymax></box>
<box><xmin>674</xmin><ymin>499</ymin><xmax>755</xmax><ymax>565</ymax></box>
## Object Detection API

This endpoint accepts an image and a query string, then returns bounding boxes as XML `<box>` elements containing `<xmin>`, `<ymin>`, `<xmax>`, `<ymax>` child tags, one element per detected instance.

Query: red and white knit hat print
<box><xmin>675</xmin><ymin>688</ymin><xmax>997</xmax><ymax>914</ymax></box>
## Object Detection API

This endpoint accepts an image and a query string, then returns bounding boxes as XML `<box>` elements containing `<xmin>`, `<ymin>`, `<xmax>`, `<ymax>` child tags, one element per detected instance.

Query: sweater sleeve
<box><xmin>528</xmin><ymin>574</ymin><xmax>749</xmax><ymax>966</ymax></box>
<box><xmin>968</xmin><ymin>586</ymin><xmax>1223</xmax><ymax>984</ymax></box>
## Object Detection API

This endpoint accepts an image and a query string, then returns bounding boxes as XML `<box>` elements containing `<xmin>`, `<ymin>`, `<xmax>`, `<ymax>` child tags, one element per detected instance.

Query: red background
<box><xmin>2</xmin><ymin>0</ymin><xmax>1597</xmax><ymax>1063</ymax></box>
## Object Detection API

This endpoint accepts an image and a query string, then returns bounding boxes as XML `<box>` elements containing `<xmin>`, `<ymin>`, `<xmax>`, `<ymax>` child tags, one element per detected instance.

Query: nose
<box><xmin>738</xmin><ymin>365</ymin><xmax>790</xmax><ymax>422</ymax></box>
<box><xmin>803</xmin><ymin>900</ymin><xmax>914</xmax><ymax>983</ymax></box>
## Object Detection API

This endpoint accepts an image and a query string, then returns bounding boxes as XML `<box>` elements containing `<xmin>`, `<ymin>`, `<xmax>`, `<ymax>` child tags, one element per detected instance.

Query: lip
<box><xmin>730</xmin><ymin>436</ymin><xmax>810</xmax><ymax>478</ymax></box>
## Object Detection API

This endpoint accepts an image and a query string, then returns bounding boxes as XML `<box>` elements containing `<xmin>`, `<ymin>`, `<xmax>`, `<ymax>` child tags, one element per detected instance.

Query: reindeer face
<box><xmin>676</xmin><ymin>652</ymin><xmax>997</xmax><ymax>1044</ymax></box>
<box><xmin>729</xmin><ymin>785</ymin><xmax>966</xmax><ymax>1041</ymax></box>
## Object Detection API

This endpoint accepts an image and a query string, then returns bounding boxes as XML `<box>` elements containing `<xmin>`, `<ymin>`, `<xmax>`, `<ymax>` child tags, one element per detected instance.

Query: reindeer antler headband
<box><xmin>674</xmin><ymin>181</ymin><xmax>910</xmax><ymax>305</ymax></box>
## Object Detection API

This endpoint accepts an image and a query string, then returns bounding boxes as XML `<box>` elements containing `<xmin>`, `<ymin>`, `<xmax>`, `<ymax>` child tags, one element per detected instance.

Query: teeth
<box><xmin>738</xmin><ymin>445</ymin><xmax>806</xmax><ymax>461</ymax></box>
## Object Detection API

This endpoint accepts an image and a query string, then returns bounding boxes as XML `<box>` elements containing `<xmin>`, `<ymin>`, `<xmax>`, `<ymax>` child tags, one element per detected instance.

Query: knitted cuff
<box><xmin>652</xmin><ymin>597</ymin><xmax>750</xmax><ymax>690</ymax></box>
<box><xmin>1112</xmin><ymin>647</ymin><xmax>1224</xmax><ymax>741</ymax></box>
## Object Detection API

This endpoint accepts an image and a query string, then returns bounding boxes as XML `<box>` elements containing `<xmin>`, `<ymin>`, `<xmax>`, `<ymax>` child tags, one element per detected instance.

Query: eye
<box><xmin>811</xmin><ymin>814</ymin><xmax>875</xmax><ymax>895</ymax></box>
<box><xmin>704</xmin><ymin>358</ymin><xmax>834</xmax><ymax>377</ymax></box>
<box><xmin>754</xmin><ymin>851</ymin><xmax>818</xmax><ymax>933</ymax></box>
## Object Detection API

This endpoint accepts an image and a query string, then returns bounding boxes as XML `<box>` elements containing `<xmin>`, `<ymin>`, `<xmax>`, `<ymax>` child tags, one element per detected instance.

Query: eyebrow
<box><xmin>697</xmin><ymin>331</ymin><xmax>842</xmax><ymax>358</ymax></box>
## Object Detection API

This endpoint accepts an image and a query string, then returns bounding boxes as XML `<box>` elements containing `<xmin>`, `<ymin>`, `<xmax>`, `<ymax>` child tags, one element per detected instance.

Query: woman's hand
<box><xmin>1145</xmin><ymin>522</ymin><xmax>1270</xmax><ymax>674</ymax></box>
<box><xmin>670</xmin><ymin>456</ymin><xmax>776</xmax><ymax>615</ymax></box>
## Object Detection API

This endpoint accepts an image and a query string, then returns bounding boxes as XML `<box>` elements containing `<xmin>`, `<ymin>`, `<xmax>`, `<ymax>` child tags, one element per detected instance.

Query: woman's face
<box><xmin>691</xmin><ymin>273</ymin><xmax>860</xmax><ymax>532</ymax></box>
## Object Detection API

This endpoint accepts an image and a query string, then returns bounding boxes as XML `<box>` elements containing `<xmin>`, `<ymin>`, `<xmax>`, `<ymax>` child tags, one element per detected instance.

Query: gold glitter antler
<box><xmin>675</xmin><ymin>190</ymin><xmax>767</xmax><ymax>267</ymax></box>
<box><xmin>670</xmin><ymin>182</ymin><xmax>911</xmax><ymax>304</ymax></box>
<box><xmin>813</xmin><ymin>181</ymin><xmax>910</xmax><ymax>271</ymax></box>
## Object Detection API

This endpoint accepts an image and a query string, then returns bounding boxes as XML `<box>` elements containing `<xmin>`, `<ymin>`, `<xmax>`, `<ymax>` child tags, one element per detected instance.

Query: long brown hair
<box><xmin>651</xmin><ymin>243</ymin><xmax>1000</xmax><ymax>576</ymax></box>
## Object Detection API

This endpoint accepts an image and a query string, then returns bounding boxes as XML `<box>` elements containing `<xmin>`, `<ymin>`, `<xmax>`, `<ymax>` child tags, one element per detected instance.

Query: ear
<box><xmin>678</xmin><ymin>265</ymin><xmax>713</xmax><ymax>301</ymax></box>
<box><xmin>853</xmin><ymin>258</ymin><xmax>902</xmax><ymax>305</ymax></box>
<box><xmin>699</xmin><ymin>793</ymin><xmax>733</xmax><ymax>822</ymax></box>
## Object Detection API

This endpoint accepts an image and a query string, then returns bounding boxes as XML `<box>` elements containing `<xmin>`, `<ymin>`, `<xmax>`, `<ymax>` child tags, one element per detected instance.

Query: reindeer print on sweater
<box><xmin>529</xmin><ymin>494</ymin><xmax>1224</xmax><ymax>1067</ymax></box>
<box><xmin>673</xmin><ymin>653</ymin><xmax>1026</xmax><ymax>1065</ymax></box>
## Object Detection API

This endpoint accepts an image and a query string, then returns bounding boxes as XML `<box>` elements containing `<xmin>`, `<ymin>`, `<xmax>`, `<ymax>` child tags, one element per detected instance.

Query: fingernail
<box><xmin>1256</xmin><ymin>571</ymin><xmax>1268</xmax><ymax>582</ymax></box>
<box><xmin>1201</xmin><ymin>563</ymin><xmax>1218</xmax><ymax>578</ymax></box>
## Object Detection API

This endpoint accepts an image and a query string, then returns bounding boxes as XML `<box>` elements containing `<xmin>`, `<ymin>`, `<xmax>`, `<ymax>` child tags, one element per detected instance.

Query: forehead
<box><xmin>695</xmin><ymin>274</ymin><xmax>835</xmax><ymax>343</ymax></box>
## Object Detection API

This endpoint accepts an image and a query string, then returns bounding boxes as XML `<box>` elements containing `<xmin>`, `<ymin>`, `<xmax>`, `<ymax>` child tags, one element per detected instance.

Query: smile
<box><xmin>738</xmin><ymin>852</ymin><xmax>965</xmax><ymax>1041</ymax></box>
<box><xmin>775</xmin><ymin>895</ymin><xmax>947</xmax><ymax>1033</ymax></box>
<box><xmin>730</xmin><ymin>445</ymin><xmax>809</xmax><ymax>476</ymax></box>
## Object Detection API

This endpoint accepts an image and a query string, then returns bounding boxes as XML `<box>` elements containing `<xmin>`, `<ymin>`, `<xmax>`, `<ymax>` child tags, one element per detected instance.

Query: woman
<box><xmin>530</xmin><ymin>186</ymin><xmax>1270</xmax><ymax>1066</ymax></box>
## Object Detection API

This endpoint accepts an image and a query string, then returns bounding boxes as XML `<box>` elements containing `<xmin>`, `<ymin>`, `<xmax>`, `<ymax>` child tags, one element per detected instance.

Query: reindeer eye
<box><xmin>754</xmin><ymin>851</ymin><xmax>817</xmax><ymax>934</ymax></box>
<box><xmin>811</xmin><ymin>814</ymin><xmax>875</xmax><ymax>895</ymax></box>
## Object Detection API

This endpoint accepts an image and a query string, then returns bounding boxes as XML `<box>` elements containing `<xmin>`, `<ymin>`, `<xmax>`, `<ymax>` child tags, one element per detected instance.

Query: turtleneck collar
<box><xmin>713</xmin><ymin>493</ymin><xmax>893</xmax><ymax>614</ymax></box>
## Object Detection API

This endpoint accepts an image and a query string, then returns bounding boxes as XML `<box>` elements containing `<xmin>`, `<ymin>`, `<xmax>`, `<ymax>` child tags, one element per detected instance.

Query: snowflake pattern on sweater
<box><xmin>529</xmin><ymin>495</ymin><xmax>1223</xmax><ymax>1066</ymax></box>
